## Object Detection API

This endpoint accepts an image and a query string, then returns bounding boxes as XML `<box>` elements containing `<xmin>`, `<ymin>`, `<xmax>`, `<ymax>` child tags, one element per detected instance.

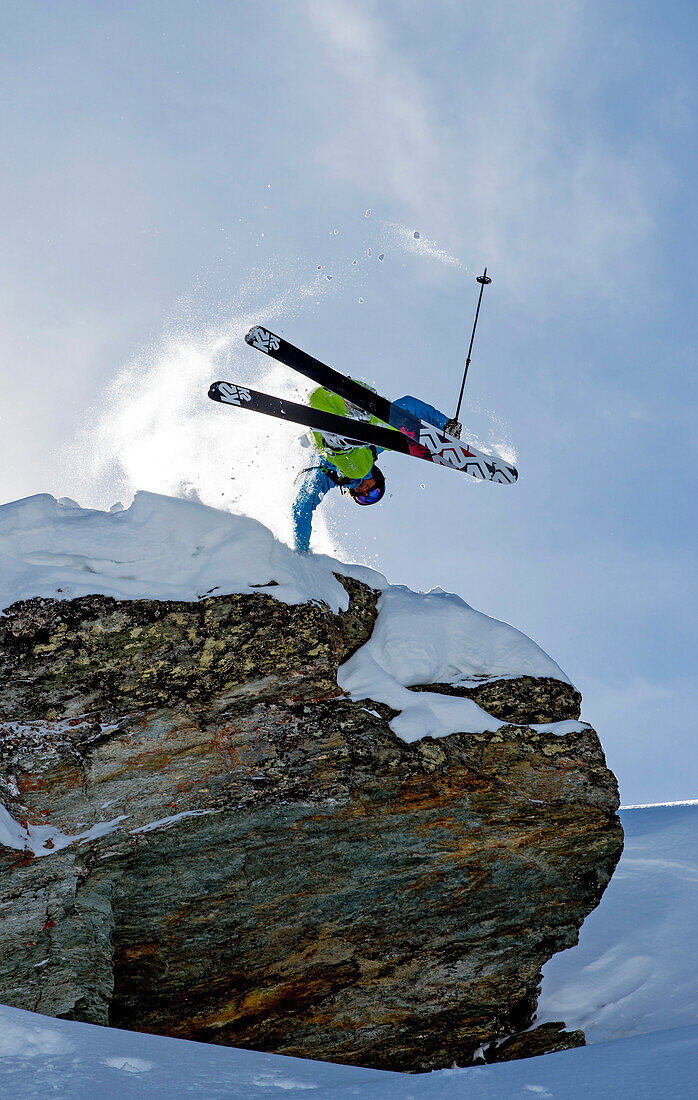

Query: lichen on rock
<box><xmin>410</xmin><ymin>675</ymin><xmax>582</xmax><ymax>726</ymax></box>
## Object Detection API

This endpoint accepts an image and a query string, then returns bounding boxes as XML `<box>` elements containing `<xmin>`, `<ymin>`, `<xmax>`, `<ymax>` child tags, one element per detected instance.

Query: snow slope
<box><xmin>0</xmin><ymin>492</ymin><xmax>570</xmax><ymax>744</ymax></box>
<box><xmin>537</xmin><ymin>801</ymin><xmax>698</xmax><ymax>1042</ymax></box>
<box><xmin>0</xmin><ymin>1003</ymin><xmax>695</xmax><ymax>1099</ymax></box>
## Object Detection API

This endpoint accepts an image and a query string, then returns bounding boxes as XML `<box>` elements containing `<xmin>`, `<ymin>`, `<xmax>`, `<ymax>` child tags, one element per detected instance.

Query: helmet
<box><xmin>350</xmin><ymin>466</ymin><xmax>385</xmax><ymax>506</ymax></box>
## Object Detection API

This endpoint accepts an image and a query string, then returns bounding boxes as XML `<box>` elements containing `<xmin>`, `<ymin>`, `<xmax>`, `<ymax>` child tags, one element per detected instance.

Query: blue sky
<box><xmin>0</xmin><ymin>0</ymin><xmax>695</xmax><ymax>803</ymax></box>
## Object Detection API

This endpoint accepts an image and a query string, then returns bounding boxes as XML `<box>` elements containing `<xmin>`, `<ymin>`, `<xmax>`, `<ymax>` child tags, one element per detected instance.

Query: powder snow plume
<box><xmin>65</xmin><ymin>265</ymin><xmax>340</xmax><ymax>554</ymax></box>
<box><xmin>379</xmin><ymin>222</ymin><xmax>462</xmax><ymax>268</ymax></box>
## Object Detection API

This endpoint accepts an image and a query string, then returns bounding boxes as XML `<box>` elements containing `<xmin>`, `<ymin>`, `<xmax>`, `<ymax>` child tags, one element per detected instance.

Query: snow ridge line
<box><xmin>621</xmin><ymin>799</ymin><xmax>698</xmax><ymax>810</ymax></box>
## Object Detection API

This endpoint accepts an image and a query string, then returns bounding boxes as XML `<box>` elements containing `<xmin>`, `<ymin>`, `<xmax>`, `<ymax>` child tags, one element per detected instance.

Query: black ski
<box><xmin>208</xmin><ymin>381</ymin><xmax>432</xmax><ymax>460</ymax></box>
<box><xmin>245</xmin><ymin>325</ymin><xmax>395</xmax><ymax>423</ymax></box>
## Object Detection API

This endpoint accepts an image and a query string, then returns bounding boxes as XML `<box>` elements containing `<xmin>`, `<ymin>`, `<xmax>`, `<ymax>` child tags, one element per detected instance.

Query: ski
<box><xmin>209</xmin><ymin>382</ymin><xmax>432</xmax><ymax>459</ymax></box>
<box><xmin>243</xmin><ymin>325</ymin><xmax>517</xmax><ymax>483</ymax></box>
<box><xmin>245</xmin><ymin>325</ymin><xmax>396</xmax><ymax>423</ymax></box>
<box><xmin>208</xmin><ymin>381</ymin><xmax>516</xmax><ymax>482</ymax></box>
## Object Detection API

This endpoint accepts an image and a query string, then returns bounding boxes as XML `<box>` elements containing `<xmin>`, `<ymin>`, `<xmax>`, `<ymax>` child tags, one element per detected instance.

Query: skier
<box><xmin>210</xmin><ymin>313</ymin><xmax>517</xmax><ymax>542</ymax></box>
<box><xmin>292</xmin><ymin>382</ymin><xmax>461</xmax><ymax>553</ymax></box>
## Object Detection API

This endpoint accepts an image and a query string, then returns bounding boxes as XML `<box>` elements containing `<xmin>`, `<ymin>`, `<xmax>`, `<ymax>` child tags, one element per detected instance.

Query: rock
<box><xmin>489</xmin><ymin>1021</ymin><xmax>586</xmax><ymax>1061</ymax></box>
<box><xmin>410</xmin><ymin>676</ymin><xmax>582</xmax><ymax>725</ymax></box>
<box><xmin>0</xmin><ymin>581</ymin><xmax>622</xmax><ymax>1072</ymax></box>
<box><xmin>0</xmin><ymin>578</ymin><xmax>378</xmax><ymax>720</ymax></box>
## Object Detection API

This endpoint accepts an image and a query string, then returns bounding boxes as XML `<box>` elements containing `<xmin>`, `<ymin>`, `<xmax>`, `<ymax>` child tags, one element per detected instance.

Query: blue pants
<box><xmin>292</xmin><ymin>395</ymin><xmax>448</xmax><ymax>552</ymax></box>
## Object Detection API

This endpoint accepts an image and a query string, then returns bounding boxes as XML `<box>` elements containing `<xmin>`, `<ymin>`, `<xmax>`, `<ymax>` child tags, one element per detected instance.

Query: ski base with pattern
<box><xmin>242</xmin><ymin>325</ymin><xmax>517</xmax><ymax>483</ymax></box>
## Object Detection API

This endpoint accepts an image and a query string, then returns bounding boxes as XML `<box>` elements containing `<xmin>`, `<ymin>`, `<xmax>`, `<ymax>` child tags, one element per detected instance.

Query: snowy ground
<box><xmin>537</xmin><ymin>801</ymin><xmax>698</xmax><ymax>1042</ymax></box>
<box><xmin>0</xmin><ymin>1004</ymin><xmax>694</xmax><ymax>1100</ymax></box>
<box><xmin>1</xmin><ymin>802</ymin><xmax>695</xmax><ymax>1098</ymax></box>
<box><xmin>0</xmin><ymin>492</ymin><xmax>570</xmax><ymax>745</ymax></box>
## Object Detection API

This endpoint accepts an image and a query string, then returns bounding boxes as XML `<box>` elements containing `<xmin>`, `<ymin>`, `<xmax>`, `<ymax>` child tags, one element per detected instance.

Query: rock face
<box><xmin>0</xmin><ymin>579</ymin><xmax>622</xmax><ymax>1072</ymax></box>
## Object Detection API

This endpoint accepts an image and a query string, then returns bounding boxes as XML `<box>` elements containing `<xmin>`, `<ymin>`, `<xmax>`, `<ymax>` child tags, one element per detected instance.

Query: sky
<box><xmin>0</xmin><ymin>0</ymin><xmax>695</xmax><ymax>803</ymax></box>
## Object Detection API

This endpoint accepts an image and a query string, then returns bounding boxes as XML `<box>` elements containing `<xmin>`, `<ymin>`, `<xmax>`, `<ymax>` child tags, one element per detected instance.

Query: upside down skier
<box><xmin>292</xmin><ymin>382</ymin><xmax>461</xmax><ymax>553</ymax></box>
<box><xmin>209</xmin><ymin>299</ymin><xmax>517</xmax><ymax>544</ymax></box>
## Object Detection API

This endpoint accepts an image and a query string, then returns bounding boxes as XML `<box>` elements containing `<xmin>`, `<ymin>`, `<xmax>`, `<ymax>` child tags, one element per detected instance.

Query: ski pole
<box><xmin>454</xmin><ymin>268</ymin><xmax>492</xmax><ymax>421</ymax></box>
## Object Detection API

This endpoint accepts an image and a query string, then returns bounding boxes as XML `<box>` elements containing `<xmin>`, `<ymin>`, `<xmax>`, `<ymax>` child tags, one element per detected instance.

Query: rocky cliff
<box><xmin>0</xmin><ymin>556</ymin><xmax>622</xmax><ymax>1072</ymax></box>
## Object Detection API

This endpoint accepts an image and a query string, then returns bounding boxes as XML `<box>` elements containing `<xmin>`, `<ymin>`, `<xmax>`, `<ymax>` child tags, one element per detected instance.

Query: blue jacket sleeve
<box><xmin>393</xmin><ymin>394</ymin><xmax>449</xmax><ymax>431</ymax></box>
<box><xmin>292</xmin><ymin>467</ymin><xmax>335</xmax><ymax>553</ymax></box>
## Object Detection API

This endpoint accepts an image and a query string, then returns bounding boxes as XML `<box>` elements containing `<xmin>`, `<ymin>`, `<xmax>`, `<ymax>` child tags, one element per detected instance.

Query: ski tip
<box><xmin>483</xmin><ymin>456</ymin><xmax>518</xmax><ymax>483</ymax></box>
<box><xmin>245</xmin><ymin>325</ymin><xmax>281</xmax><ymax>353</ymax></box>
<box><xmin>208</xmin><ymin>381</ymin><xmax>253</xmax><ymax>407</ymax></box>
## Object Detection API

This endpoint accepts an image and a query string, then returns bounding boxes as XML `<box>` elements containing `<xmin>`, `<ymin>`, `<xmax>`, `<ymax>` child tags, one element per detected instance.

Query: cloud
<box><xmin>303</xmin><ymin>0</ymin><xmax>661</xmax><ymax>303</ymax></box>
<box><xmin>305</xmin><ymin>0</ymin><xmax>455</xmax><ymax>220</ymax></box>
<box><xmin>579</xmin><ymin>672</ymin><xmax>698</xmax><ymax>804</ymax></box>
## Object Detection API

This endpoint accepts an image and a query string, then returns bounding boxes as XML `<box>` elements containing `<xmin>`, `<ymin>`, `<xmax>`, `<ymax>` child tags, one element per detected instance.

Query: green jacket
<box><xmin>309</xmin><ymin>383</ymin><xmax>383</xmax><ymax>480</ymax></box>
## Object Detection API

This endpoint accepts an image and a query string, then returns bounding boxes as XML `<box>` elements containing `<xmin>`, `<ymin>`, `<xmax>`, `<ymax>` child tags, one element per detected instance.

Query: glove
<box><xmin>444</xmin><ymin>418</ymin><xmax>462</xmax><ymax>439</ymax></box>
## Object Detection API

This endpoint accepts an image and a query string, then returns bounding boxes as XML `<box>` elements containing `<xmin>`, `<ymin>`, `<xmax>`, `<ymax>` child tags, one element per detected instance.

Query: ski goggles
<box><xmin>353</xmin><ymin>485</ymin><xmax>382</xmax><ymax>506</ymax></box>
